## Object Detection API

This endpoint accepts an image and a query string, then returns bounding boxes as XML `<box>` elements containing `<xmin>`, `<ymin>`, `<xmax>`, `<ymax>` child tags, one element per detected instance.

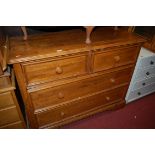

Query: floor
<box><xmin>62</xmin><ymin>93</ymin><xmax>155</xmax><ymax>129</ymax></box>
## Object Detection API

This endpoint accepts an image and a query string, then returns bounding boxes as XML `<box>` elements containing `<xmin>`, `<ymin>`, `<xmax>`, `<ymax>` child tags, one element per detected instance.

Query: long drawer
<box><xmin>36</xmin><ymin>86</ymin><xmax>127</xmax><ymax>128</ymax></box>
<box><xmin>30</xmin><ymin>67</ymin><xmax>133</xmax><ymax>111</ymax></box>
<box><xmin>139</xmin><ymin>55</ymin><xmax>155</xmax><ymax>68</ymax></box>
<box><xmin>0</xmin><ymin>106</ymin><xmax>21</xmax><ymax>126</ymax></box>
<box><xmin>134</xmin><ymin>66</ymin><xmax>155</xmax><ymax>80</ymax></box>
<box><xmin>93</xmin><ymin>46</ymin><xmax>139</xmax><ymax>72</ymax></box>
<box><xmin>0</xmin><ymin>92</ymin><xmax>14</xmax><ymax>109</ymax></box>
<box><xmin>0</xmin><ymin>121</ymin><xmax>24</xmax><ymax>129</ymax></box>
<box><xmin>126</xmin><ymin>82</ymin><xmax>155</xmax><ymax>103</ymax></box>
<box><xmin>131</xmin><ymin>75</ymin><xmax>155</xmax><ymax>91</ymax></box>
<box><xmin>22</xmin><ymin>55</ymin><xmax>87</xmax><ymax>86</ymax></box>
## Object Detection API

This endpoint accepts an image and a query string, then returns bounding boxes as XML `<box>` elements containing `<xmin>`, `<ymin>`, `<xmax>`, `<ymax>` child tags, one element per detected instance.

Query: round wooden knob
<box><xmin>55</xmin><ymin>66</ymin><xmax>63</xmax><ymax>74</ymax></box>
<box><xmin>58</xmin><ymin>92</ymin><xmax>64</xmax><ymax>99</ymax></box>
<box><xmin>74</xmin><ymin>72</ymin><xmax>79</xmax><ymax>77</ymax></box>
<box><xmin>106</xmin><ymin>96</ymin><xmax>110</xmax><ymax>101</ymax></box>
<box><xmin>114</xmin><ymin>56</ymin><xmax>120</xmax><ymax>62</ymax></box>
<box><xmin>60</xmin><ymin>111</ymin><xmax>65</xmax><ymax>117</ymax></box>
<box><xmin>110</xmin><ymin>78</ymin><xmax>115</xmax><ymax>83</ymax></box>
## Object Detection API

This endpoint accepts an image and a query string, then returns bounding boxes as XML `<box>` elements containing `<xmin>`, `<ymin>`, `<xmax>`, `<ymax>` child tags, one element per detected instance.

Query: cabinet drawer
<box><xmin>0</xmin><ymin>76</ymin><xmax>11</xmax><ymax>90</ymax></box>
<box><xmin>0</xmin><ymin>50</ymin><xmax>3</xmax><ymax>75</ymax></box>
<box><xmin>131</xmin><ymin>75</ymin><xmax>155</xmax><ymax>91</ymax></box>
<box><xmin>30</xmin><ymin>67</ymin><xmax>133</xmax><ymax>110</ymax></box>
<box><xmin>22</xmin><ymin>55</ymin><xmax>87</xmax><ymax>86</ymax></box>
<box><xmin>0</xmin><ymin>107</ymin><xmax>21</xmax><ymax>126</ymax></box>
<box><xmin>36</xmin><ymin>86</ymin><xmax>127</xmax><ymax>127</ymax></box>
<box><xmin>0</xmin><ymin>92</ymin><xmax>14</xmax><ymax>109</ymax></box>
<box><xmin>0</xmin><ymin>121</ymin><xmax>24</xmax><ymax>129</ymax></box>
<box><xmin>126</xmin><ymin>82</ymin><xmax>155</xmax><ymax>103</ymax></box>
<box><xmin>139</xmin><ymin>55</ymin><xmax>155</xmax><ymax>69</ymax></box>
<box><xmin>135</xmin><ymin>66</ymin><xmax>155</xmax><ymax>80</ymax></box>
<box><xmin>94</xmin><ymin>46</ymin><xmax>138</xmax><ymax>72</ymax></box>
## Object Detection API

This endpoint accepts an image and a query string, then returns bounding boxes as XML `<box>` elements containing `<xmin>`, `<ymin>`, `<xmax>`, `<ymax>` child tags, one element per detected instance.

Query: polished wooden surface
<box><xmin>143</xmin><ymin>35</ymin><xmax>155</xmax><ymax>52</ymax></box>
<box><xmin>0</xmin><ymin>28</ymin><xmax>7</xmax><ymax>75</ymax></box>
<box><xmin>8</xmin><ymin>27</ymin><xmax>145</xmax><ymax>128</ymax></box>
<box><xmin>9</xmin><ymin>27</ymin><xmax>145</xmax><ymax>64</ymax></box>
<box><xmin>0</xmin><ymin>28</ymin><xmax>26</xmax><ymax>128</ymax></box>
<box><xmin>0</xmin><ymin>121</ymin><xmax>25</xmax><ymax>129</ymax></box>
<box><xmin>0</xmin><ymin>51</ymin><xmax>3</xmax><ymax>75</ymax></box>
<box><xmin>13</xmin><ymin>63</ymin><xmax>38</xmax><ymax>128</ymax></box>
<box><xmin>30</xmin><ymin>67</ymin><xmax>133</xmax><ymax>112</ymax></box>
<box><xmin>21</xmin><ymin>26</ymin><xmax>95</xmax><ymax>44</ymax></box>
<box><xmin>20</xmin><ymin>26</ymin><xmax>135</xmax><ymax>45</ymax></box>
<box><xmin>0</xmin><ymin>74</ymin><xmax>13</xmax><ymax>93</ymax></box>
<box><xmin>22</xmin><ymin>54</ymin><xmax>87</xmax><ymax>86</ymax></box>
<box><xmin>0</xmin><ymin>70</ymin><xmax>26</xmax><ymax>128</ymax></box>
<box><xmin>0</xmin><ymin>106</ymin><xmax>21</xmax><ymax>126</ymax></box>
<box><xmin>94</xmin><ymin>45</ymin><xmax>140</xmax><ymax>72</ymax></box>
<box><xmin>0</xmin><ymin>92</ymin><xmax>14</xmax><ymax>109</ymax></box>
<box><xmin>36</xmin><ymin>86</ymin><xmax>127</xmax><ymax>128</ymax></box>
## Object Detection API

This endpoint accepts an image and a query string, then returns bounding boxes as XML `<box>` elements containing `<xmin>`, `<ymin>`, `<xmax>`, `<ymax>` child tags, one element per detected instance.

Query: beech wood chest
<box><xmin>8</xmin><ymin>27</ymin><xmax>145</xmax><ymax>128</ymax></box>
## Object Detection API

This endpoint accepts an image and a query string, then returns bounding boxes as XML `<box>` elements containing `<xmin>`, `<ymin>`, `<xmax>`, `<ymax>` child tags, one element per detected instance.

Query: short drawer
<box><xmin>94</xmin><ymin>46</ymin><xmax>139</xmax><ymax>72</ymax></box>
<box><xmin>0</xmin><ymin>92</ymin><xmax>14</xmax><ymax>109</ymax></box>
<box><xmin>135</xmin><ymin>66</ymin><xmax>155</xmax><ymax>80</ymax></box>
<box><xmin>0</xmin><ymin>107</ymin><xmax>21</xmax><ymax>127</ymax></box>
<box><xmin>36</xmin><ymin>86</ymin><xmax>127</xmax><ymax>127</ymax></box>
<box><xmin>139</xmin><ymin>55</ymin><xmax>155</xmax><ymax>68</ymax></box>
<box><xmin>0</xmin><ymin>121</ymin><xmax>24</xmax><ymax>129</ymax></box>
<box><xmin>0</xmin><ymin>76</ymin><xmax>11</xmax><ymax>90</ymax></box>
<box><xmin>131</xmin><ymin>75</ymin><xmax>155</xmax><ymax>91</ymax></box>
<box><xmin>22</xmin><ymin>55</ymin><xmax>87</xmax><ymax>86</ymax></box>
<box><xmin>30</xmin><ymin>67</ymin><xmax>133</xmax><ymax>110</ymax></box>
<box><xmin>126</xmin><ymin>82</ymin><xmax>155</xmax><ymax>103</ymax></box>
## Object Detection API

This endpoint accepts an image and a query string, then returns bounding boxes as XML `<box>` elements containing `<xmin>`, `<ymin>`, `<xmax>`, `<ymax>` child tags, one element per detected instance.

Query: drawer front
<box><xmin>30</xmin><ymin>67</ymin><xmax>133</xmax><ymax>110</ymax></box>
<box><xmin>139</xmin><ymin>55</ymin><xmax>155</xmax><ymax>68</ymax></box>
<box><xmin>0</xmin><ymin>92</ymin><xmax>14</xmax><ymax>109</ymax></box>
<box><xmin>0</xmin><ymin>107</ymin><xmax>21</xmax><ymax>126</ymax></box>
<box><xmin>0</xmin><ymin>50</ymin><xmax>3</xmax><ymax>75</ymax></box>
<box><xmin>131</xmin><ymin>76</ymin><xmax>155</xmax><ymax>91</ymax></box>
<box><xmin>94</xmin><ymin>46</ymin><xmax>138</xmax><ymax>72</ymax></box>
<box><xmin>126</xmin><ymin>82</ymin><xmax>155</xmax><ymax>102</ymax></box>
<box><xmin>0</xmin><ymin>122</ymin><xmax>24</xmax><ymax>129</ymax></box>
<box><xmin>36</xmin><ymin>86</ymin><xmax>127</xmax><ymax>127</ymax></box>
<box><xmin>0</xmin><ymin>76</ymin><xmax>11</xmax><ymax>89</ymax></box>
<box><xmin>135</xmin><ymin>66</ymin><xmax>155</xmax><ymax>80</ymax></box>
<box><xmin>22</xmin><ymin>55</ymin><xmax>87</xmax><ymax>86</ymax></box>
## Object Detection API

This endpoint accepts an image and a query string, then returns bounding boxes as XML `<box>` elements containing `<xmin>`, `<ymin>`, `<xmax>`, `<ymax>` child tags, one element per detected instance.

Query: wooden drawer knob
<box><xmin>60</xmin><ymin>111</ymin><xmax>65</xmax><ymax>117</ymax></box>
<box><xmin>114</xmin><ymin>56</ymin><xmax>120</xmax><ymax>62</ymax></box>
<box><xmin>110</xmin><ymin>78</ymin><xmax>115</xmax><ymax>83</ymax></box>
<box><xmin>58</xmin><ymin>92</ymin><xmax>64</xmax><ymax>99</ymax></box>
<box><xmin>55</xmin><ymin>66</ymin><xmax>63</xmax><ymax>74</ymax></box>
<box><xmin>74</xmin><ymin>72</ymin><xmax>80</xmax><ymax>77</ymax></box>
<box><xmin>106</xmin><ymin>96</ymin><xmax>110</xmax><ymax>101</ymax></box>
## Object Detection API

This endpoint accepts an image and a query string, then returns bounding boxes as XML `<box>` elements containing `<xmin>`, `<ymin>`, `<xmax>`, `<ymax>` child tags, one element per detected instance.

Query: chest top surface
<box><xmin>8</xmin><ymin>27</ymin><xmax>146</xmax><ymax>64</ymax></box>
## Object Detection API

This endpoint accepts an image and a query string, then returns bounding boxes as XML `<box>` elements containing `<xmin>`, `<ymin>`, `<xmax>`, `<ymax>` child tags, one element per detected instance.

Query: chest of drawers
<box><xmin>0</xmin><ymin>68</ymin><xmax>26</xmax><ymax>128</ymax></box>
<box><xmin>0</xmin><ymin>30</ymin><xmax>25</xmax><ymax>129</ymax></box>
<box><xmin>126</xmin><ymin>47</ymin><xmax>155</xmax><ymax>103</ymax></box>
<box><xmin>8</xmin><ymin>27</ymin><xmax>145</xmax><ymax>128</ymax></box>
